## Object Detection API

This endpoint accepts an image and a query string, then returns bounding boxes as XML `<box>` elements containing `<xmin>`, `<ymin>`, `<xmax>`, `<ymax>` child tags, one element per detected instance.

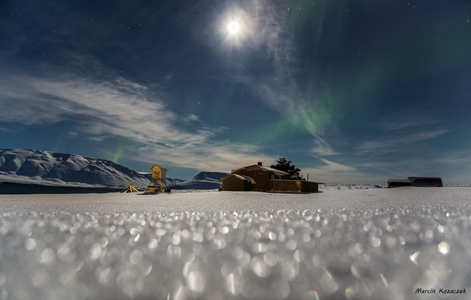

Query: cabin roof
<box><xmin>388</xmin><ymin>179</ymin><xmax>411</xmax><ymax>183</ymax></box>
<box><xmin>233</xmin><ymin>174</ymin><xmax>256</xmax><ymax>184</ymax></box>
<box><xmin>221</xmin><ymin>174</ymin><xmax>256</xmax><ymax>184</ymax></box>
<box><xmin>231</xmin><ymin>164</ymin><xmax>289</xmax><ymax>176</ymax></box>
<box><xmin>150</xmin><ymin>164</ymin><xmax>168</xmax><ymax>171</ymax></box>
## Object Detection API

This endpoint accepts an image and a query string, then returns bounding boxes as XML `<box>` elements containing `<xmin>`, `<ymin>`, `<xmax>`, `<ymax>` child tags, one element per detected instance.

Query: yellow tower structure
<box><xmin>144</xmin><ymin>164</ymin><xmax>168</xmax><ymax>193</ymax></box>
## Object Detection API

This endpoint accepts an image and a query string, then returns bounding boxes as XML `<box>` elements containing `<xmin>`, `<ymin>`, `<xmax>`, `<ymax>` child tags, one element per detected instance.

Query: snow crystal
<box><xmin>0</xmin><ymin>187</ymin><xmax>471</xmax><ymax>299</ymax></box>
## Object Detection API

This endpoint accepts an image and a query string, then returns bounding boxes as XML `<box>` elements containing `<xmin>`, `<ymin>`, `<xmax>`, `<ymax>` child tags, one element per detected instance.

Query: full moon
<box><xmin>228</xmin><ymin>21</ymin><xmax>240</xmax><ymax>34</ymax></box>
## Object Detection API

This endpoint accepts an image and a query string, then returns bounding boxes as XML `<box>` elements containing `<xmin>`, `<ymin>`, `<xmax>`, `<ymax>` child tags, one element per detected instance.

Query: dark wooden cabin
<box><xmin>221</xmin><ymin>163</ymin><xmax>318</xmax><ymax>193</ymax></box>
<box><xmin>388</xmin><ymin>177</ymin><xmax>442</xmax><ymax>188</ymax></box>
<box><xmin>408</xmin><ymin>177</ymin><xmax>443</xmax><ymax>187</ymax></box>
<box><xmin>388</xmin><ymin>179</ymin><xmax>411</xmax><ymax>188</ymax></box>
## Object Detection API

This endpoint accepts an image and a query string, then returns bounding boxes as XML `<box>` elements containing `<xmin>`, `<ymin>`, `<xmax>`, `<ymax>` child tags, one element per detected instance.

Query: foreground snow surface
<box><xmin>1</xmin><ymin>188</ymin><xmax>471</xmax><ymax>300</ymax></box>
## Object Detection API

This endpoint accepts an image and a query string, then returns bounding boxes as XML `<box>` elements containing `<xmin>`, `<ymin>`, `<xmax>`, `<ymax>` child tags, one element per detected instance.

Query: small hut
<box><xmin>388</xmin><ymin>177</ymin><xmax>443</xmax><ymax>188</ymax></box>
<box><xmin>388</xmin><ymin>179</ymin><xmax>411</xmax><ymax>188</ymax></box>
<box><xmin>144</xmin><ymin>164</ymin><xmax>168</xmax><ymax>193</ymax></box>
<box><xmin>409</xmin><ymin>177</ymin><xmax>442</xmax><ymax>187</ymax></box>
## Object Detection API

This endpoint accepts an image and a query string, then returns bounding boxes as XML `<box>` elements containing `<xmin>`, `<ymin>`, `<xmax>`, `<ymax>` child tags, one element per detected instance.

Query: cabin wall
<box><xmin>388</xmin><ymin>181</ymin><xmax>411</xmax><ymax>188</ymax></box>
<box><xmin>271</xmin><ymin>180</ymin><xmax>319</xmax><ymax>193</ymax></box>
<box><xmin>388</xmin><ymin>177</ymin><xmax>443</xmax><ymax>188</ymax></box>
<box><xmin>151</xmin><ymin>169</ymin><xmax>162</xmax><ymax>180</ymax></box>
<box><xmin>227</xmin><ymin>169</ymin><xmax>319</xmax><ymax>193</ymax></box>
<box><xmin>409</xmin><ymin>178</ymin><xmax>443</xmax><ymax>187</ymax></box>
<box><xmin>232</xmin><ymin>171</ymin><xmax>271</xmax><ymax>191</ymax></box>
<box><xmin>301</xmin><ymin>181</ymin><xmax>319</xmax><ymax>193</ymax></box>
<box><xmin>222</xmin><ymin>176</ymin><xmax>252</xmax><ymax>191</ymax></box>
<box><xmin>271</xmin><ymin>180</ymin><xmax>301</xmax><ymax>192</ymax></box>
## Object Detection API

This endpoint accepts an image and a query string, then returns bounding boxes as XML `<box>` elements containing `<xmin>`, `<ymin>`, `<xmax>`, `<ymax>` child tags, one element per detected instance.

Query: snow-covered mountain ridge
<box><xmin>0</xmin><ymin>149</ymin><xmax>227</xmax><ymax>189</ymax></box>
<box><xmin>191</xmin><ymin>171</ymin><xmax>229</xmax><ymax>181</ymax></box>
<box><xmin>0</xmin><ymin>149</ymin><xmax>151</xmax><ymax>188</ymax></box>
<box><xmin>171</xmin><ymin>171</ymin><xmax>229</xmax><ymax>190</ymax></box>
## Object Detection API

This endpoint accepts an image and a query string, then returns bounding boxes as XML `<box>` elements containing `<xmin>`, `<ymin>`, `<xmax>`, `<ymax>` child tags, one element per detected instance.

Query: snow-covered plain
<box><xmin>320</xmin><ymin>184</ymin><xmax>385</xmax><ymax>191</ymax></box>
<box><xmin>1</xmin><ymin>187</ymin><xmax>471</xmax><ymax>300</ymax></box>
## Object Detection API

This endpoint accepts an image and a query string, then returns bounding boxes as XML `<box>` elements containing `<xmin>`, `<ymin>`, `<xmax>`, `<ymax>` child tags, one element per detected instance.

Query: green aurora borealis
<box><xmin>1</xmin><ymin>0</ymin><xmax>471</xmax><ymax>183</ymax></box>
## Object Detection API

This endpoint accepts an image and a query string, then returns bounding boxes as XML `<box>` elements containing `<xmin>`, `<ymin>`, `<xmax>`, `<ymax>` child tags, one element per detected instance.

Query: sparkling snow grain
<box><xmin>0</xmin><ymin>187</ymin><xmax>471</xmax><ymax>299</ymax></box>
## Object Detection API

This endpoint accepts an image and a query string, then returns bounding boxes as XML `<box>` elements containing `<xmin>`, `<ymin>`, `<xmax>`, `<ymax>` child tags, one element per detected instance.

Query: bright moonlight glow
<box><xmin>228</xmin><ymin>21</ymin><xmax>240</xmax><ymax>34</ymax></box>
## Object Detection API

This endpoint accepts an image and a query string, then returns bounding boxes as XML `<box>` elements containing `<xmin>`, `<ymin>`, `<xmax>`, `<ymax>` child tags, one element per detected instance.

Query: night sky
<box><xmin>1</xmin><ymin>0</ymin><xmax>471</xmax><ymax>184</ymax></box>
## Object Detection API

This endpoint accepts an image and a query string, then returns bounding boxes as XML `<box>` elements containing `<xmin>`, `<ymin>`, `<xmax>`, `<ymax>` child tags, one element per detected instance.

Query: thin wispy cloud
<box><xmin>381</xmin><ymin>116</ymin><xmax>440</xmax><ymax>131</ymax></box>
<box><xmin>0</xmin><ymin>72</ymin><xmax>271</xmax><ymax>171</ymax></box>
<box><xmin>297</xmin><ymin>156</ymin><xmax>360</xmax><ymax>183</ymax></box>
<box><xmin>183</xmin><ymin>114</ymin><xmax>201</xmax><ymax>122</ymax></box>
<box><xmin>136</xmin><ymin>142</ymin><xmax>273</xmax><ymax>173</ymax></box>
<box><xmin>67</xmin><ymin>132</ymin><xmax>78</xmax><ymax>138</ymax></box>
<box><xmin>317</xmin><ymin>157</ymin><xmax>356</xmax><ymax>172</ymax></box>
<box><xmin>311</xmin><ymin>135</ymin><xmax>340</xmax><ymax>156</ymax></box>
<box><xmin>433</xmin><ymin>151</ymin><xmax>471</xmax><ymax>166</ymax></box>
<box><xmin>302</xmin><ymin>158</ymin><xmax>369</xmax><ymax>184</ymax></box>
<box><xmin>89</xmin><ymin>136</ymin><xmax>107</xmax><ymax>142</ymax></box>
<box><xmin>356</xmin><ymin>129</ymin><xmax>449</xmax><ymax>156</ymax></box>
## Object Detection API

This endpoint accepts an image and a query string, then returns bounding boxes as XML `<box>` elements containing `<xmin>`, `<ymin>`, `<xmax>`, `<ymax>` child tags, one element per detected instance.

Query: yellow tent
<box><xmin>121</xmin><ymin>184</ymin><xmax>139</xmax><ymax>193</ymax></box>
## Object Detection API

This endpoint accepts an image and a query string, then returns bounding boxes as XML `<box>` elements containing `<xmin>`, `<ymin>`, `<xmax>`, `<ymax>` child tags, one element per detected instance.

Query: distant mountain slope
<box><xmin>0</xmin><ymin>149</ymin><xmax>151</xmax><ymax>188</ymax></box>
<box><xmin>192</xmin><ymin>171</ymin><xmax>229</xmax><ymax>181</ymax></box>
<box><xmin>171</xmin><ymin>171</ymin><xmax>229</xmax><ymax>190</ymax></box>
<box><xmin>0</xmin><ymin>149</ymin><xmax>229</xmax><ymax>190</ymax></box>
